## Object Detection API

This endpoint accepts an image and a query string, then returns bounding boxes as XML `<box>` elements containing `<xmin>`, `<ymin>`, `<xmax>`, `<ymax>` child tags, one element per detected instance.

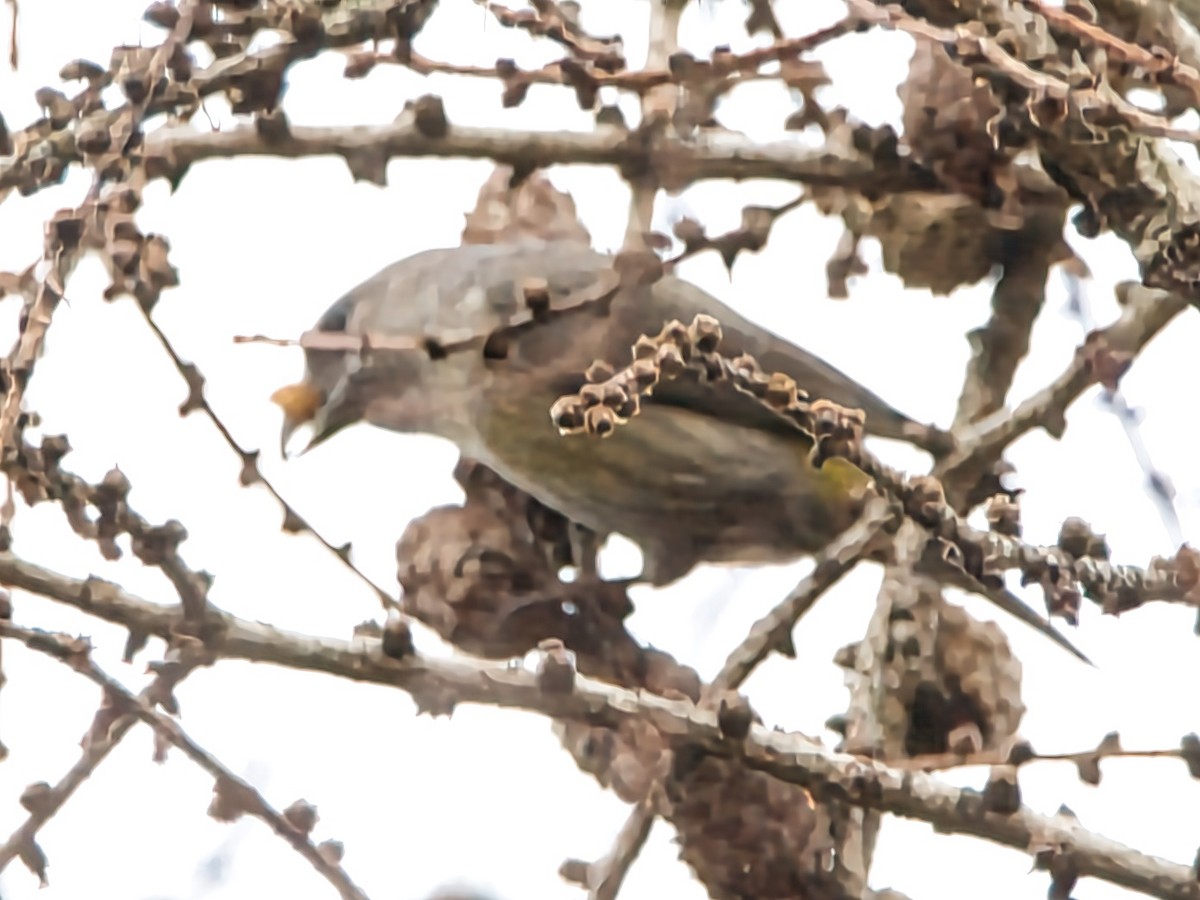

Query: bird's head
<box><xmin>271</xmin><ymin>336</ymin><xmax>439</xmax><ymax>458</ymax></box>
<box><xmin>270</xmin><ymin>370</ymin><xmax>364</xmax><ymax>458</ymax></box>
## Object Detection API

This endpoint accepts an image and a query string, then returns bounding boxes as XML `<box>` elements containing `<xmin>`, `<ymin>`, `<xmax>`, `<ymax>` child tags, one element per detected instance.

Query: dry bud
<box><xmin>632</xmin><ymin>334</ymin><xmax>658</xmax><ymax>360</ymax></box>
<box><xmin>716</xmin><ymin>693</ymin><xmax>754</xmax><ymax>741</ymax></box>
<box><xmin>985</xmin><ymin>492</ymin><xmax>1022</xmax><ymax>537</ymax></box>
<box><xmin>584</xmin><ymin>404</ymin><xmax>618</xmax><ymax>437</ymax></box>
<box><xmin>982</xmin><ymin>765</ymin><xmax>1021</xmax><ymax>815</ymax></box>
<box><xmin>550</xmin><ymin>397</ymin><xmax>586</xmax><ymax>434</ymax></box>
<box><xmin>655</xmin><ymin>342</ymin><xmax>685</xmax><ymax>378</ymax></box>
<box><xmin>382</xmin><ymin>616</ymin><xmax>415</xmax><ymax>660</ymax></box>
<box><xmin>283</xmin><ymin>799</ymin><xmax>319</xmax><ymax>835</ymax></box>
<box><xmin>536</xmin><ymin>638</ymin><xmax>575</xmax><ymax>694</ymax></box>
<box><xmin>585</xmin><ymin>359</ymin><xmax>615</xmax><ymax>383</ymax></box>
<box><xmin>522</xmin><ymin>278</ymin><xmax>551</xmax><ymax>318</ymax></box>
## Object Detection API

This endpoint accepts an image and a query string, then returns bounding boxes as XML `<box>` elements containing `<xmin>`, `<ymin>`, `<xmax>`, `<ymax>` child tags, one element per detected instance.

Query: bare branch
<box><xmin>0</xmin><ymin>622</ymin><xmax>370</xmax><ymax>900</ymax></box>
<box><xmin>139</xmin><ymin>118</ymin><xmax>933</xmax><ymax>195</ymax></box>
<box><xmin>951</xmin><ymin>214</ymin><xmax>1060</xmax><ymax>431</ymax></box>
<box><xmin>940</xmin><ymin>282</ymin><xmax>1190</xmax><ymax>501</ymax></box>
<box><xmin>0</xmin><ymin>637</ymin><xmax>205</xmax><ymax>878</ymax></box>
<box><xmin>136</xmin><ymin>309</ymin><xmax>398</xmax><ymax>612</ymax></box>
<box><xmin>0</xmin><ymin>555</ymin><xmax>1192</xmax><ymax>900</ymax></box>
<box><xmin>709</xmin><ymin>498</ymin><xmax>893</xmax><ymax>692</ymax></box>
<box><xmin>569</xmin><ymin>796</ymin><xmax>655</xmax><ymax>900</ymax></box>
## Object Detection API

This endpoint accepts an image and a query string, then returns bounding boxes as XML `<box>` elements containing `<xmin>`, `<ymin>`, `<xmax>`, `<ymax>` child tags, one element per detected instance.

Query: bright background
<box><xmin>1</xmin><ymin>1</ymin><xmax>1198</xmax><ymax>898</ymax></box>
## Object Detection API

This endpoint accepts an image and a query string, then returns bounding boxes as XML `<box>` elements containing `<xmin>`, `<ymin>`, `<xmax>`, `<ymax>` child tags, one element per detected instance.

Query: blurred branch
<box><xmin>1092</xmin><ymin>0</ymin><xmax>1200</xmax><ymax>86</ymax></box>
<box><xmin>895</xmin><ymin>734</ymin><xmax>1199</xmax><ymax>781</ymax></box>
<box><xmin>1059</xmin><ymin>270</ymin><xmax>1184</xmax><ymax>547</ymax></box>
<box><xmin>0</xmin><ymin>555</ymin><xmax>1192</xmax><ymax>900</ymax></box>
<box><xmin>939</xmin><ymin>282</ymin><xmax>1190</xmax><ymax>506</ymax></box>
<box><xmin>476</xmin><ymin>0</ymin><xmax>625</xmax><ymax>64</ymax></box>
<box><xmin>708</xmin><ymin>497</ymin><xmax>893</xmax><ymax>690</ymax></box>
<box><xmin>563</xmin><ymin>796</ymin><xmax>654</xmax><ymax>900</ymax></box>
<box><xmin>1170</xmin><ymin>0</ymin><xmax>1200</xmax><ymax>30</ymax></box>
<box><xmin>4</xmin><ymin>0</ymin><xmax>15</xmax><ymax>70</ymax></box>
<box><xmin>0</xmin><ymin>635</ymin><xmax>205</xmax><ymax>882</ymax></box>
<box><xmin>1028</xmin><ymin>0</ymin><xmax>1200</xmax><ymax>99</ymax></box>
<box><xmin>951</xmin><ymin>221</ymin><xmax>1059</xmax><ymax>431</ymax></box>
<box><xmin>0</xmin><ymin>198</ymin><xmax>91</xmax><ymax>466</ymax></box>
<box><xmin>0</xmin><ymin>621</ymin><xmax>370</xmax><ymax>900</ymax></box>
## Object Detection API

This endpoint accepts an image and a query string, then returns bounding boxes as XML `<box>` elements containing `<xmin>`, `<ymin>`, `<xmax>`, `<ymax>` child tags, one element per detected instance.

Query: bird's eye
<box><xmin>318</xmin><ymin>307</ymin><xmax>348</xmax><ymax>333</ymax></box>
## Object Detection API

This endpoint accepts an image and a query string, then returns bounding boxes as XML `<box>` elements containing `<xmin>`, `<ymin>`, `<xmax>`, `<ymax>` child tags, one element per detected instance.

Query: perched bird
<box><xmin>272</xmin><ymin>201</ymin><xmax>1083</xmax><ymax>659</ymax></box>
<box><xmin>275</xmin><ymin>237</ymin><xmax>932</xmax><ymax>582</ymax></box>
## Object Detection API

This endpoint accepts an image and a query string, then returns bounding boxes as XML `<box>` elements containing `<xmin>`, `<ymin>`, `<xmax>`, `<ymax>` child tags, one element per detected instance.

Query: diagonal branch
<box><xmin>0</xmin><ymin>621</ymin><xmax>371</xmax><ymax>900</ymax></box>
<box><xmin>708</xmin><ymin>497</ymin><xmax>894</xmax><ymax>692</ymax></box>
<box><xmin>938</xmin><ymin>282</ymin><xmax>1190</xmax><ymax>501</ymax></box>
<box><xmin>135</xmin><ymin>309</ymin><xmax>398</xmax><ymax>612</ymax></box>
<box><xmin>951</xmin><ymin>220</ymin><xmax>1058</xmax><ymax>432</ymax></box>
<box><xmin>583</xmin><ymin>497</ymin><xmax>892</xmax><ymax>899</ymax></box>
<box><xmin>0</xmin><ymin>639</ymin><xmax>204</xmax><ymax>880</ymax></box>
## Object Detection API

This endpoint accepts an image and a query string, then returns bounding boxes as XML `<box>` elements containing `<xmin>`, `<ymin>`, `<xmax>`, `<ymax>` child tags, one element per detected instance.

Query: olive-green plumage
<box><xmin>288</xmin><ymin>238</ymin><xmax>933</xmax><ymax>584</ymax></box>
<box><xmin>280</xmin><ymin>237</ymin><xmax>1086</xmax><ymax>661</ymax></box>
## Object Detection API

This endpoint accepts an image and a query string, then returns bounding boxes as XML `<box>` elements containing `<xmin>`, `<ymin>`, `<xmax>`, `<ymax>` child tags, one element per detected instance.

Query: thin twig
<box><xmin>708</xmin><ymin>497</ymin><xmax>893</xmax><ymax>693</ymax></box>
<box><xmin>1059</xmin><ymin>270</ymin><xmax>1184</xmax><ymax>548</ymax></box>
<box><xmin>0</xmin><ymin>622</ymin><xmax>370</xmax><ymax>900</ymax></box>
<box><xmin>895</xmin><ymin>743</ymin><xmax>1191</xmax><ymax>773</ymax></box>
<box><xmin>0</xmin><ymin>641</ymin><xmax>205</xmax><ymax>877</ymax></box>
<box><xmin>4</xmin><ymin>0</ymin><xmax>16</xmax><ymax>70</ymax></box>
<box><xmin>938</xmin><ymin>283</ymin><xmax>1190</xmax><ymax>502</ymax></box>
<box><xmin>137</xmin><ymin>312</ymin><xmax>398</xmax><ymax>612</ymax></box>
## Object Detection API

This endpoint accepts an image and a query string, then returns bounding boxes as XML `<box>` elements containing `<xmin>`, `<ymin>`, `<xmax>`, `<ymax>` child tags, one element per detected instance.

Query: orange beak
<box><xmin>270</xmin><ymin>382</ymin><xmax>323</xmax><ymax>457</ymax></box>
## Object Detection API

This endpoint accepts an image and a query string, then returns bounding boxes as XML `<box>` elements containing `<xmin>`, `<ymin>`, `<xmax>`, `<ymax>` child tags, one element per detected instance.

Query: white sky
<box><xmin>1</xmin><ymin>1</ymin><xmax>1199</xmax><ymax>899</ymax></box>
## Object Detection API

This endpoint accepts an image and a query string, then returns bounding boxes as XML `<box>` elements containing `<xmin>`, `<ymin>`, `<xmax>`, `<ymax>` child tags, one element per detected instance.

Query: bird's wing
<box><xmin>307</xmin><ymin>239</ymin><xmax>941</xmax><ymax>450</ymax></box>
<box><xmin>627</xmin><ymin>274</ymin><xmax>932</xmax><ymax>447</ymax></box>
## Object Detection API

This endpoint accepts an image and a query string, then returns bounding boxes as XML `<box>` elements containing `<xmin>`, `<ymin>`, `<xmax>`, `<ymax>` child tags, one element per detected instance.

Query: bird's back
<box><xmin>330</xmin><ymin>239</ymin><xmax>921</xmax><ymax>444</ymax></box>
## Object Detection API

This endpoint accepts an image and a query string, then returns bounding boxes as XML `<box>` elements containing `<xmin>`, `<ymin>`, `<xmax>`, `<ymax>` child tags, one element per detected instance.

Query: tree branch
<box><xmin>0</xmin><ymin>555</ymin><xmax>1194</xmax><ymax>899</ymax></box>
<box><xmin>901</xmin><ymin>0</ymin><xmax>1200</xmax><ymax>300</ymax></box>
<box><xmin>0</xmin><ymin>630</ymin><xmax>204</xmax><ymax>880</ymax></box>
<box><xmin>951</xmin><ymin>215</ymin><xmax>1060</xmax><ymax>431</ymax></box>
<box><xmin>0</xmin><ymin>621</ymin><xmax>370</xmax><ymax>900</ymax></box>
<box><xmin>939</xmin><ymin>282</ymin><xmax>1190</xmax><ymax>502</ymax></box>
<box><xmin>138</xmin><ymin>117</ymin><xmax>937</xmax><ymax>195</ymax></box>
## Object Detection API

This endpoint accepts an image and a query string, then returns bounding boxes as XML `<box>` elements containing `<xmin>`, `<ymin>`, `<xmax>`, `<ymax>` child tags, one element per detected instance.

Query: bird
<box><xmin>271</xmin><ymin>235</ymin><xmax>1087</xmax><ymax>661</ymax></box>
